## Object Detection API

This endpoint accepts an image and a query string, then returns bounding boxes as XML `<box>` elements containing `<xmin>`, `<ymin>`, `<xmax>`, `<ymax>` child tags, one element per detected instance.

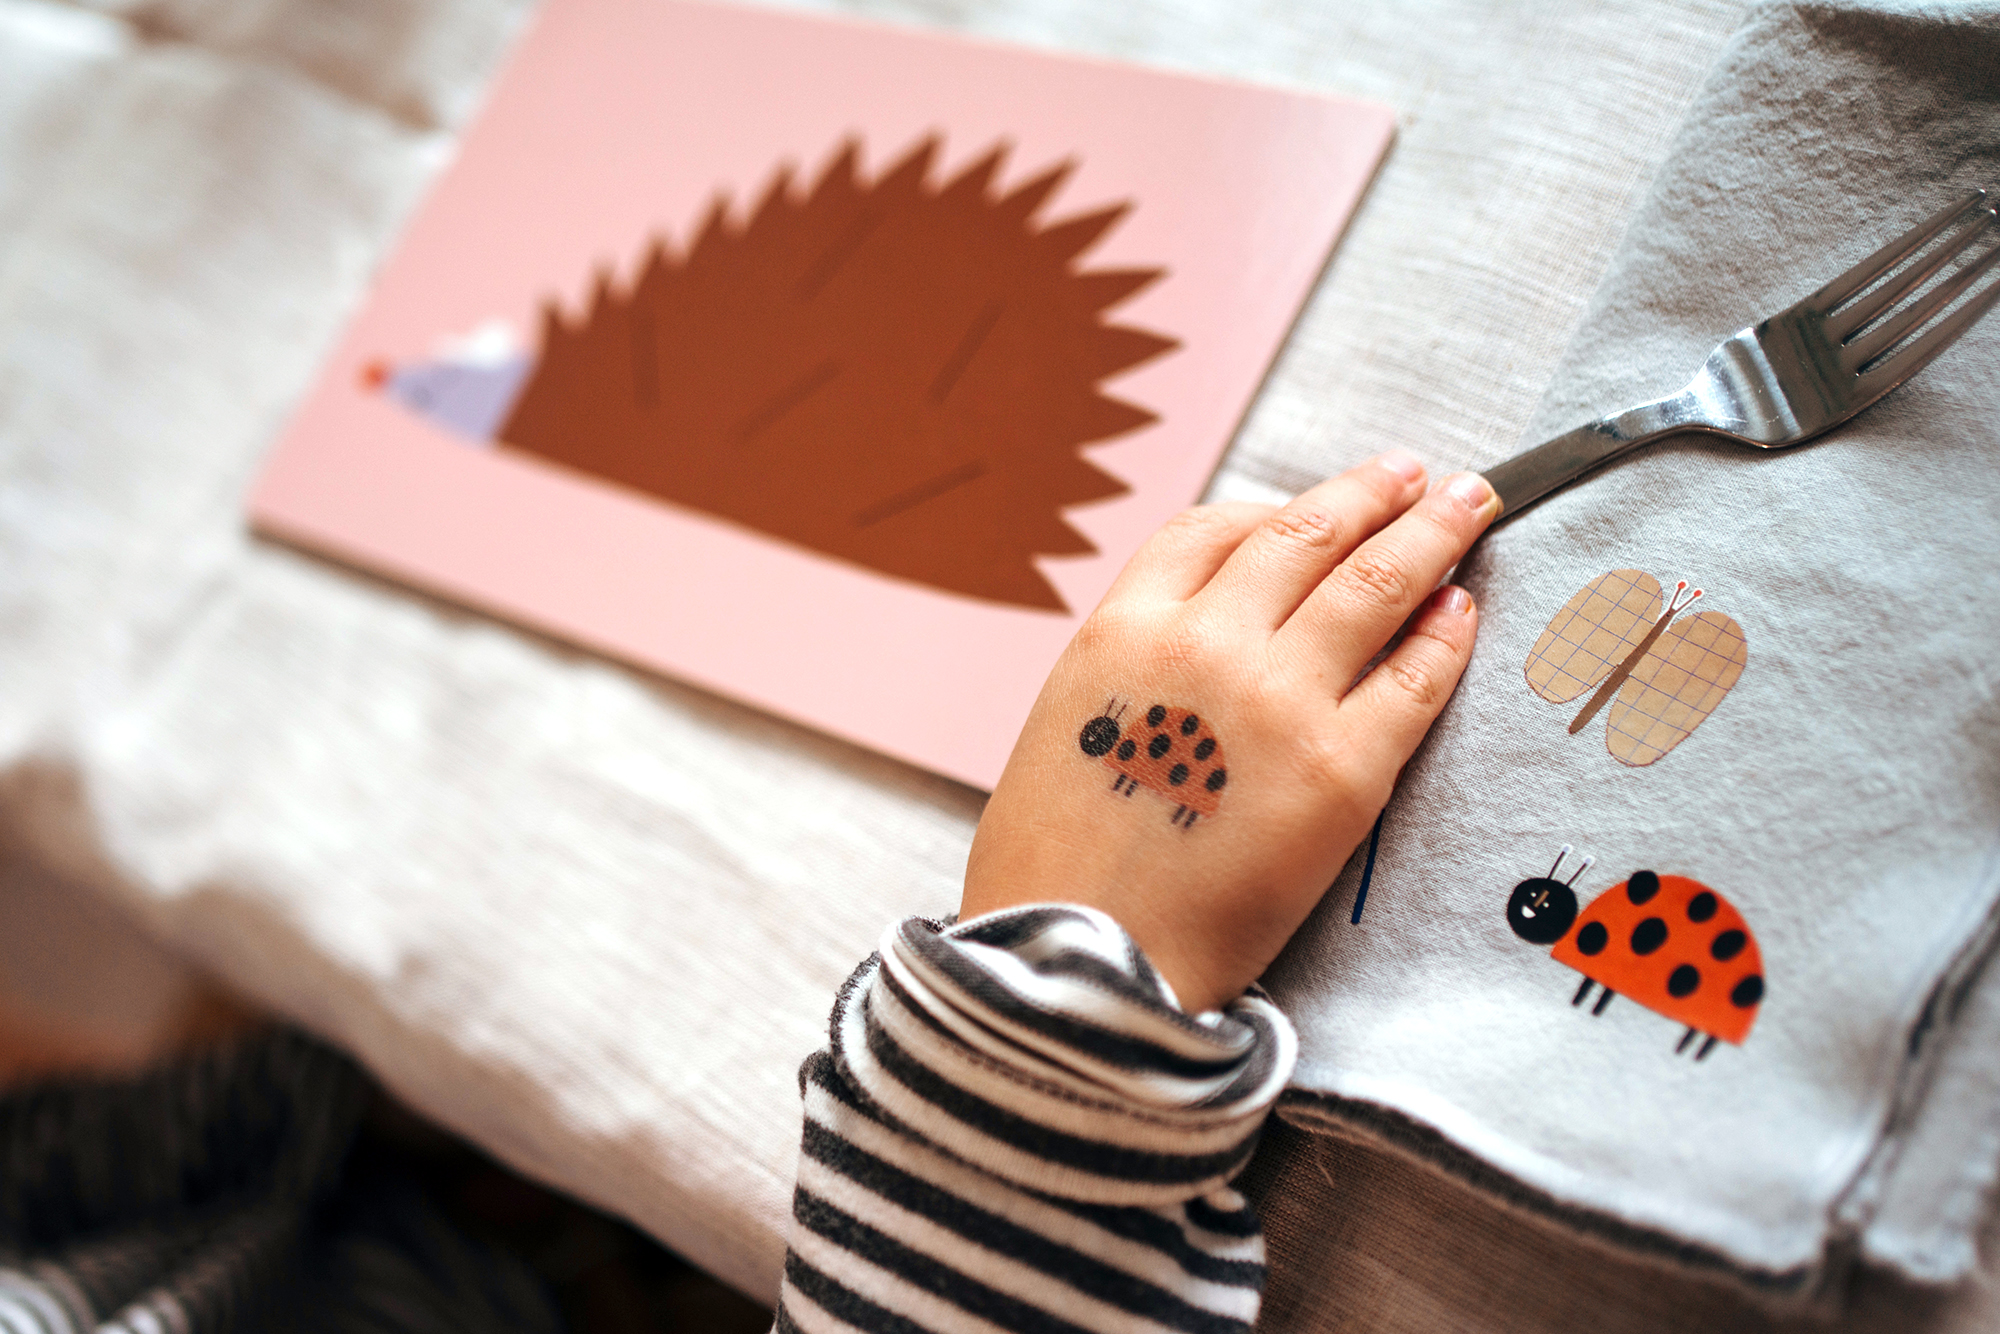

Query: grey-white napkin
<box><xmin>1268</xmin><ymin>0</ymin><xmax>2000</xmax><ymax>1294</ymax></box>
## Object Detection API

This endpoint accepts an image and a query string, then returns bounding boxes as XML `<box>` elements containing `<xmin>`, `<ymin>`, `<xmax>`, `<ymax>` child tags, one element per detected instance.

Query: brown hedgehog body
<box><xmin>498</xmin><ymin>136</ymin><xmax>1178</xmax><ymax>611</ymax></box>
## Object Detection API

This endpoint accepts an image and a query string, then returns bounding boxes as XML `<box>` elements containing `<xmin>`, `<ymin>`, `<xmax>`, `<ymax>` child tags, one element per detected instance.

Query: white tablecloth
<box><xmin>27</xmin><ymin>0</ymin><xmax>1985</xmax><ymax>1310</ymax></box>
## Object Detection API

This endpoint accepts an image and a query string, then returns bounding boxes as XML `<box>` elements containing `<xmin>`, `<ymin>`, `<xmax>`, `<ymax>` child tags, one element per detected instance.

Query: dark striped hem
<box><xmin>801</xmin><ymin>1119</ymin><xmax>1259</xmax><ymax>1328</ymax></box>
<box><xmin>863</xmin><ymin>980</ymin><xmax>1262</xmax><ymax>1185</ymax></box>
<box><xmin>898</xmin><ymin>928</ymin><xmax>1250</xmax><ymax>1081</ymax></box>
<box><xmin>806</xmin><ymin>1050</ymin><xmax>1265</xmax><ymax>1289</ymax></box>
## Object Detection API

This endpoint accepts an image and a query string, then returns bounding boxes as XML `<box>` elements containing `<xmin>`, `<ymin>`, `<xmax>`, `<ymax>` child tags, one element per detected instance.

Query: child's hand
<box><xmin>962</xmin><ymin>455</ymin><xmax>1498</xmax><ymax>1013</ymax></box>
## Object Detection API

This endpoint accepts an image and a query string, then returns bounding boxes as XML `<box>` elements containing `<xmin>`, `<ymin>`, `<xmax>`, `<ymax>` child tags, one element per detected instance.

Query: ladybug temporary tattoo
<box><xmin>1507</xmin><ymin>846</ymin><xmax>1765</xmax><ymax>1060</ymax></box>
<box><xmin>1078</xmin><ymin>699</ymin><xmax>1227</xmax><ymax>828</ymax></box>
<box><xmin>1525</xmin><ymin>570</ymin><xmax>1747</xmax><ymax>766</ymax></box>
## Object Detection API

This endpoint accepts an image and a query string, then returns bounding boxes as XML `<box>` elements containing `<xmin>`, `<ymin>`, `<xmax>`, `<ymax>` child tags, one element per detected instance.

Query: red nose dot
<box><xmin>360</xmin><ymin>360</ymin><xmax>390</xmax><ymax>389</ymax></box>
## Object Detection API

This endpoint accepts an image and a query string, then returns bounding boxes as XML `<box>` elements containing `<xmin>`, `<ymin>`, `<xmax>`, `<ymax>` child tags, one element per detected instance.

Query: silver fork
<box><xmin>1485</xmin><ymin>190</ymin><xmax>2000</xmax><ymax>521</ymax></box>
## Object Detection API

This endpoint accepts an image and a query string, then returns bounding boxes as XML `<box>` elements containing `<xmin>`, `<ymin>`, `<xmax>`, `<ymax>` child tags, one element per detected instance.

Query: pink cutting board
<box><xmin>249</xmin><ymin>0</ymin><xmax>1393</xmax><ymax>790</ymax></box>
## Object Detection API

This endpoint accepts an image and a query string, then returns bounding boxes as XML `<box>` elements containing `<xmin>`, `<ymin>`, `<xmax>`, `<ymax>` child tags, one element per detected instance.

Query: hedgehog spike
<box><xmin>748</xmin><ymin>165</ymin><xmax>798</xmax><ymax>229</ymax></box>
<box><xmin>813</xmin><ymin>138</ymin><xmax>863</xmax><ymax>193</ymax></box>
<box><xmin>1080</xmin><ymin>325</ymin><xmax>1181</xmax><ymax>378</ymax></box>
<box><xmin>689</xmin><ymin>194</ymin><xmax>731</xmax><ymax>258</ymax></box>
<box><xmin>1037</xmin><ymin>203</ymin><xmax>1132</xmax><ymax>264</ymax></box>
<box><xmin>995</xmin><ymin>159</ymin><xmax>1075</xmax><ymax>224</ymax></box>
<box><xmin>1069</xmin><ymin>268</ymin><xmax>1165</xmax><ymax>313</ymax></box>
<box><xmin>633</xmin><ymin>237</ymin><xmax>673</xmax><ymax>290</ymax></box>
<box><xmin>876</xmin><ymin>134</ymin><xmax>941</xmax><ymax>197</ymax></box>
<box><xmin>941</xmin><ymin>143</ymin><xmax>1009</xmax><ymax>201</ymax></box>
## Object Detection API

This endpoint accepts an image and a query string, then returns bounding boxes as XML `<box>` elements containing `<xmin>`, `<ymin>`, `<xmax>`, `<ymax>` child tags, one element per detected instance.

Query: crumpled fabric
<box><xmin>1267</xmin><ymin>0</ymin><xmax>2000</xmax><ymax>1294</ymax></box>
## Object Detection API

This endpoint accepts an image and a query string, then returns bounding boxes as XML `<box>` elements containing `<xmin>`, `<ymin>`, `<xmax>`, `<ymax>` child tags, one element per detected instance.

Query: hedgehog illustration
<box><xmin>366</xmin><ymin>135</ymin><xmax>1179</xmax><ymax>613</ymax></box>
<box><xmin>1078</xmin><ymin>699</ymin><xmax>1227</xmax><ymax>828</ymax></box>
<box><xmin>1506</xmin><ymin>846</ymin><xmax>1765</xmax><ymax>1060</ymax></box>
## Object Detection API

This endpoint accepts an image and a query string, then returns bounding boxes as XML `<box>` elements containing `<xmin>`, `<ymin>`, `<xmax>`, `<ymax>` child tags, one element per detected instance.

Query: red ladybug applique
<box><xmin>1507</xmin><ymin>847</ymin><xmax>1765</xmax><ymax>1059</ymax></box>
<box><xmin>1078</xmin><ymin>700</ymin><xmax>1227</xmax><ymax>828</ymax></box>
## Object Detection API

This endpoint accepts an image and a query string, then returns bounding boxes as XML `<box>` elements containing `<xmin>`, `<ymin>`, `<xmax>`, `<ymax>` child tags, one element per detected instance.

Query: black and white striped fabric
<box><xmin>778</xmin><ymin>904</ymin><xmax>1299</xmax><ymax>1333</ymax></box>
<box><xmin>0</xmin><ymin>1030</ymin><xmax>561</xmax><ymax>1334</ymax></box>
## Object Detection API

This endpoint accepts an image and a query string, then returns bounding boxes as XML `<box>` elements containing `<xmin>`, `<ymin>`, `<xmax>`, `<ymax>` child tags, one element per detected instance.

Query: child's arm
<box><xmin>777</xmin><ymin>456</ymin><xmax>1497</xmax><ymax>1333</ymax></box>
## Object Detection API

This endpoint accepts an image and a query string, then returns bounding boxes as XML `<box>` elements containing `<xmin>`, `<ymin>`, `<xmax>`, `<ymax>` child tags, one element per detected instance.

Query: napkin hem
<box><xmin>1275</xmin><ymin>1088</ymin><xmax>1837</xmax><ymax>1306</ymax></box>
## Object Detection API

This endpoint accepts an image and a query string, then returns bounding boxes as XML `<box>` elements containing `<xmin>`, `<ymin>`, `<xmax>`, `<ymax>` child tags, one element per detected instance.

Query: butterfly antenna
<box><xmin>1566</xmin><ymin>855</ymin><xmax>1595</xmax><ymax>887</ymax></box>
<box><xmin>1547</xmin><ymin>844</ymin><xmax>1571</xmax><ymax>879</ymax></box>
<box><xmin>1666</xmin><ymin>582</ymin><xmax>1703</xmax><ymax>616</ymax></box>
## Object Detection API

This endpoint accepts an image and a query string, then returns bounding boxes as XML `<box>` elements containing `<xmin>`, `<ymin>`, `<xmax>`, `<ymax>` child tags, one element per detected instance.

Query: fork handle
<box><xmin>1483</xmin><ymin>392</ymin><xmax>1706</xmax><ymax>520</ymax></box>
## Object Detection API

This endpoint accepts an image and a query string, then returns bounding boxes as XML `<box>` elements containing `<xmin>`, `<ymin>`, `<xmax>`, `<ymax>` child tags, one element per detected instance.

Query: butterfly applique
<box><xmin>1524</xmin><ymin>570</ymin><xmax>1747</xmax><ymax>766</ymax></box>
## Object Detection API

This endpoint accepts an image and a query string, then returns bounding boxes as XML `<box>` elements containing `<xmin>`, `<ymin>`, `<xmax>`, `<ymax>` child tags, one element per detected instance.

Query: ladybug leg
<box><xmin>1676</xmin><ymin>1027</ymin><xmax>1698</xmax><ymax>1055</ymax></box>
<box><xmin>1695</xmin><ymin>1036</ymin><xmax>1718</xmax><ymax>1062</ymax></box>
<box><xmin>1111</xmin><ymin>774</ymin><xmax>1125</xmax><ymax>792</ymax></box>
<box><xmin>1183</xmin><ymin>812</ymin><xmax>1198</xmax><ymax>829</ymax></box>
<box><xmin>1591</xmin><ymin>989</ymin><xmax>1615</xmax><ymax>1017</ymax></box>
<box><xmin>1125</xmin><ymin>783</ymin><xmax>1136</xmax><ymax>799</ymax></box>
<box><xmin>1571</xmin><ymin>978</ymin><xmax>1595</xmax><ymax>1007</ymax></box>
<box><xmin>1171</xmin><ymin>804</ymin><xmax>1186</xmax><ymax>824</ymax></box>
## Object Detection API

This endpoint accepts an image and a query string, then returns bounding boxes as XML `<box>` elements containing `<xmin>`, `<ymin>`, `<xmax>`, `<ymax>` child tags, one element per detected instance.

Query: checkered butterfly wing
<box><xmin>1523</xmin><ymin>570</ymin><xmax>1662</xmax><ymax>704</ymax></box>
<box><xmin>1605</xmin><ymin>610</ymin><xmax>1747</xmax><ymax>766</ymax></box>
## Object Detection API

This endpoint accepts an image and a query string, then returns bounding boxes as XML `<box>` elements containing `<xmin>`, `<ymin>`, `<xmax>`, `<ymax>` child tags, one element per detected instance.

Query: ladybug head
<box><xmin>1507</xmin><ymin>845</ymin><xmax>1593</xmax><ymax>946</ymax></box>
<box><xmin>1077</xmin><ymin>697</ymin><xmax>1129</xmax><ymax>758</ymax></box>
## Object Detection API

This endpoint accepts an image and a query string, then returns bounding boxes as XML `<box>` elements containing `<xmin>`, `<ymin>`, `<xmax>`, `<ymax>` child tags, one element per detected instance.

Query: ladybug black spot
<box><xmin>1711</xmin><ymin>928</ymin><xmax>1747</xmax><ymax>962</ymax></box>
<box><xmin>1507</xmin><ymin>878</ymin><xmax>1577</xmax><ymax>945</ymax></box>
<box><xmin>1146</xmin><ymin>705</ymin><xmax>1168</xmax><ymax>728</ymax></box>
<box><xmin>1168</xmin><ymin>763</ymin><xmax>1190</xmax><ymax>786</ymax></box>
<box><xmin>1116</xmin><ymin>739</ymin><xmax>1137</xmax><ymax>762</ymax></box>
<box><xmin>1667</xmin><ymin>964</ymin><xmax>1701</xmax><ymax>998</ymax></box>
<box><xmin>1576</xmin><ymin>921</ymin><xmax>1608</xmax><ymax>956</ymax></box>
<box><xmin>1147</xmin><ymin>733</ymin><xmax>1172</xmax><ymax>760</ymax></box>
<box><xmin>1630</xmin><ymin>917</ymin><xmax>1668</xmax><ymax>955</ymax></box>
<box><xmin>1687</xmin><ymin>891</ymin><xmax>1717</xmax><ymax>923</ymax></box>
<box><xmin>1193</xmin><ymin>738</ymin><xmax>1216</xmax><ymax>761</ymax></box>
<box><xmin>1731</xmin><ymin>975</ymin><xmax>1765</xmax><ymax>1008</ymax></box>
<box><xmin>1627</xmin><ymin>871</ymin><xmax>1660</xmax><ymax>905</ymax></box>
<box><xmin>1078</xmin><ymin>717</ymin><xmax>1120</xmax><ymax>757</ymax></box>
<box><xmin>1180</xmin><ymin>714</ymin><xmax>1200</xmax><ymax>736</ymax></box>
<box><xmin>1205</xmin><ymin>769</ymin><xmax>1227</xmax><ymax>792</ymax></box>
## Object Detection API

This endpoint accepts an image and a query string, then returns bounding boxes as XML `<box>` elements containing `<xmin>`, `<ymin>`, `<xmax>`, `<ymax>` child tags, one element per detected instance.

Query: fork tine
<box><xmin>1855</xmin><ymin>242</ymin><xmax>2000</xmax><ymax>393</ymax></box>
<box><xmin>1811</xmin><ymin>189</ymin><xmax>1988</xmax><ymax>309</ymax></box>
<box><xmin>1845</xmin><ymin>229</ymin><xmax>2000</xmax><ymax>370</ymax></box>
<box><xmin>1828</xmin><ymin>206</ymin><xmax>1998</xmax><ymax>340</ymax></box>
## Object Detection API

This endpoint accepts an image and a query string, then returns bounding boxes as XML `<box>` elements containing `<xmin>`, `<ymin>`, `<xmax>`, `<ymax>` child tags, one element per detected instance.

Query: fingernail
<box><xmin>1444</xmin><ymin>472</ymin><xmax>1497</xmax><ymax>514</ymax></box>
<box><xmin>1437</xmin><ymin>585</ymin><xmax>1473</xmax><ymax>615</ymax></box>
<box><xmin>1378</xmin><ymin>450</ymin><xmax>1426</xmax><ymax>484</ymax></box>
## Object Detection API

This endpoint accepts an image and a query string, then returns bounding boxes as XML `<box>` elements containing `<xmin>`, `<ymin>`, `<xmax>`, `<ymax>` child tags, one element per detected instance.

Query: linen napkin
<box><xmin>1267</xmin><ymin>0</ymin><xmax>2000</xmax><ymax>1293</ymax></box>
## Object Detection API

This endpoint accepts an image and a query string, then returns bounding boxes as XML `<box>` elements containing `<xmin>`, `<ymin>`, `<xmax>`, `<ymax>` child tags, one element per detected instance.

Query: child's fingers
<box><xmin>1282</xmin><ymin>472</ymin><xmax>1497</xmax><ymax>679</ymax></box>
<box><xmin>1194</xmin><ymin>453</ymin><xmax>1427</xmax><ymax>628</ymax></box>
<box><xmin>1341</xmin><ymin>584</ymin><xmax>1480</xmax><ymax>764</ymax></box>
<box><xmin>1101</xmin><ymin>501</ymin><xmax>1277</xmax><ymax>606</ymax></box>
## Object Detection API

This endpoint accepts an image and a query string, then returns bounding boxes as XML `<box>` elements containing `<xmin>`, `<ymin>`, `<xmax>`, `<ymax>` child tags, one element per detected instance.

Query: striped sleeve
<box><xmin>776</xmin><ymin>904</ymin><xmax>1299</xmax><ymax>1334</ymax></box>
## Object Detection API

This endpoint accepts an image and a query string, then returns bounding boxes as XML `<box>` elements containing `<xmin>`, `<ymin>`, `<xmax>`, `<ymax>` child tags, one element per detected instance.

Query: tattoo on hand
<box><xmin>1078</xmin><ymin>698</ymin><xmax>1227</xmax><ymax>828</ymax></box>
